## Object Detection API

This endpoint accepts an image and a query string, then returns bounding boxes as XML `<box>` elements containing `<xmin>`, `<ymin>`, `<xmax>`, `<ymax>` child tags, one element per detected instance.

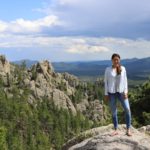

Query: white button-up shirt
<box><xmin>104</xmin><ymin>65</ymin><xmax>128</xmax><ymax>95</ymax></box>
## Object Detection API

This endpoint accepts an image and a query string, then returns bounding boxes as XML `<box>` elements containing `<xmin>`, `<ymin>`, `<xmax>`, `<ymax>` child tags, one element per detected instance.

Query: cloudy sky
<box><xmin>0</xmin><ymin>0</ymin><xmax>150</xmax><ymax>61</ymax></box>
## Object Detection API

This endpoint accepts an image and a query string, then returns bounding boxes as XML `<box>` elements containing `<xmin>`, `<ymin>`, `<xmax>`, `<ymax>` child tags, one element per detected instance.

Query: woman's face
<box><xmin>112</xmin><ymin>56</ymin><xmax>120</xmax><ymax>67</ymax></box>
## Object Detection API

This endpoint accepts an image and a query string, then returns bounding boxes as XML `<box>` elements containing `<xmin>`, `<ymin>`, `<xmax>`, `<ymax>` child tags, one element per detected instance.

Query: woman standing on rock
<box><xmin>104</xmin><ymin>53</ymin><xmax>132</xmax><ymax>136</ymax></box>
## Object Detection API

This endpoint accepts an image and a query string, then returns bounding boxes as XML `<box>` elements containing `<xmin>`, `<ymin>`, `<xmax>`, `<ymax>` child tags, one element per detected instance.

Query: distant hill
<box><xmin>124</xmin><ymin>57</ymin><xmax>150</xmax><ymax>80</ymax></box>
<box><xmin>12</xmin><ymin>59</ymin><xmax>38</xmax><ymax>68</ymax></box>
<box><xmin>12</xmin><ymin>57</ymin><xmax>150</xmax><ymax>81</ymax></box>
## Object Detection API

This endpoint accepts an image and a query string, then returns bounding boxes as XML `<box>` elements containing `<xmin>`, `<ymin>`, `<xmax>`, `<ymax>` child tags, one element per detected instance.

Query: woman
<box><xmin>104</xmin><ymin>53</ymin><xmax>132</xmax><ymax>136</ymax></box>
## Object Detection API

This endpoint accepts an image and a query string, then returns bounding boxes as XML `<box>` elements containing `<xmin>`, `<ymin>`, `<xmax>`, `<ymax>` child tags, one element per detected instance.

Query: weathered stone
<box><xmin>62</xmin><ymin>72</ymin><xmax>79</xmax><ymax>87</ymax></box>
<box><xmin>76</xmin><ymin>99</ymin><xmax>89</xmax><ymax>112</ymax></box>
<box><xmin>52</xmin><ymin>89</ymin><xmax>77</xmax><ymax>115</ymax></box>
<box><xmin>138</xmin><ymin>125</ymin><xmax>150</xmax><ymax>135</ymax></box>
<box><xmin>0</xmin><ymin>55</ymin><xmax>10</xmax><ymax>75</ymax></box>
<box><xmin>62</xmin><ymin>124</ymin><xmax>150</xmax><ymax>150</ymax></box>
<box><xmin>0</xmin><ymin>55</ymin><xmax>11</xmax><ymax>86</ymax></box>
<box><xmin>0</xmin><ymin>56</ymin><xmax>106</xmax><ymax>118</ymax></box>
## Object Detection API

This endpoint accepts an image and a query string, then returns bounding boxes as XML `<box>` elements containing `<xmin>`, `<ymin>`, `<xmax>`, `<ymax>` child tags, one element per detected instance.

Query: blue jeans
<box><xmin>108</xmin><ymin>92</ymin><xmax>131</xmax><ymax>129</ymax></box>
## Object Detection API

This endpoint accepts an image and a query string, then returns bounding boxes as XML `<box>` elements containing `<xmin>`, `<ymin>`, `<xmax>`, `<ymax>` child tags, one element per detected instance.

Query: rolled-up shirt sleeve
<box><xmin>104</xmin><ymin>68</ymin><xmax>108</xmax><ymax>95</ymax></box>
<box><xmin>124</xmin><ymin>67</ymin><xmax>128</xmax><ymax>94</ymax></box>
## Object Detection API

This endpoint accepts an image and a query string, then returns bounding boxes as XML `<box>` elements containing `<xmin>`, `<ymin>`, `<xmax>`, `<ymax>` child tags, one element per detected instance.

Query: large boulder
<box><xmin>77</xmin><ymin>99</ymin><xmax>105</xmax><ymax>122</ymax></box>
<box><xmin>76</xmin><ymin>98</ymin><xmax>90</xmax><ymax>112</ymax></box>
<box><xmin>62</xmin><ymin>72</ymin><xmax>80</xmax><ymax>88</ymax></box>
<box><xmin>52</xmin><ymin>89</ymin><xmax>77</xmax><ymax>115</ymax></box>
<box><xmin>138</xmin><ymin>125</ymin><xmax>150</xmax><ymax>135</ymax></box>
<box><xmin>0</xmin><ymin>55</ymin><xmax>11</xmax><ymax>86</ymax></box>
<box><xmin>62</xmin><ymin>124</ymin><xmax>150</xmax><ymax>150</ymax></box>
<box><xmin>0</xmin><ymin>55</ymin><xmax>10</xmax><ymax>75</ymax></box>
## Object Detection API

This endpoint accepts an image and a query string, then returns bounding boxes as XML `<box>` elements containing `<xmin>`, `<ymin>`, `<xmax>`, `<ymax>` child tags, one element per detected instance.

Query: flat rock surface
<box><xmin>63</xmin><ymin>124</ymin><xmax>150</xmax><ymax>150</ymax></box>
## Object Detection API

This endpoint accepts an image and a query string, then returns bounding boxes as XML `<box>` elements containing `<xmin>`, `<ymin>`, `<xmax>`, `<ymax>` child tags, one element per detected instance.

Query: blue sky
<box><xmin>0</xmin><ymin>0</ymin><xmax>44</xmax><ymax>20</ymax></box>
<box><xmin>0</xmin><ymin>0</ymin><xmax>150</xmax><ymax>61</ymax></box>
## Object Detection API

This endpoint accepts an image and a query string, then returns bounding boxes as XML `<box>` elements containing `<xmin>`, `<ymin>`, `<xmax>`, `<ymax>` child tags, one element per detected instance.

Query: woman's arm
<box><xmin>104</xmin><ymin>68</ymin><xmax>108</xmax><ymax>96</ymax></box>
<box><xmin>124</xmin><ymin>67</ymin><xmax>128</xmax><ymax>98</ymax></box>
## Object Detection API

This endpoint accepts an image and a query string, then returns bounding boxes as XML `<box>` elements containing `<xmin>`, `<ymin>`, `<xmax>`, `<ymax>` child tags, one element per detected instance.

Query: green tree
<box><xmin>0</xmin><ymin>127</ymin><xmax>8</xmax><ymax>150</ymax></box>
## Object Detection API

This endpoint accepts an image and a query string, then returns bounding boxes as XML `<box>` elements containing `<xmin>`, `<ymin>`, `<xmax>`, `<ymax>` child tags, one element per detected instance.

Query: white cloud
<box><xmin>58</xmin><ymin>0</ymin><xmax>78</xmax><ymax>5</ymax></box>
<box><xmin>0</xmin><ymin>21</ymin><xmax>7</xmax><ymax>32</ymax></box>
<box><xmin>66</xmin><ymin>44</ymin><xmax>110</xmax><ymax>54</ymax></box>
<box><xmin>0</xmin><ymin>34</ymin><xmax>149</xmax><ymax>59</ymax></box>
<box><xmin>1</xmin><ymin>0</ymin><xmax>150</xmax><ymax>38</ymax></box>
<box><xmin>0</xmin><ymin>34</ymin><xmax>150</xmax><ymax>61</ymax></box>
<box><xmin>0</xmin><ymin>15</ymin><xmax>62</xmax><ymax>34</ymax></box>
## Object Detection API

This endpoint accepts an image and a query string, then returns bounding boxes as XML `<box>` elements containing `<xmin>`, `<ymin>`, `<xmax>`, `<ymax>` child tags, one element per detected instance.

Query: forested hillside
<box><xmin>0</xmin><ymin>55</ymin><xmax>109</xmax><ymax>150</ymax></box>
<box><xmin>129</xmin><ymin>79</ymin><xmax>150</xmax><ymax>127</ymax></box>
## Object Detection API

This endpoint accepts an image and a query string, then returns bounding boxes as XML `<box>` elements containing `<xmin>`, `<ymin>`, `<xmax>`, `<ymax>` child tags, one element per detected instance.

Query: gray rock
<box><xmin>76</xmin><ymin>99</ymin><xmax>105</xmax><ymax>122</ymax></box>
<box><xmin>52</xmin><ymin>89</ymin><xmax>77</xmax><ymax>115</ymax></box>
<box><xmin>89</xmin><ymin>100</ymin><xmax>105</xmax><ymax>122</ymax></box>
<box><xmin>0</xmin><ymin>55</ymin><xmax>10</xmax><ymax>75</ymax></box>
<box><xmin>62</xmin><ymin>72</ymin><xmax>80</xmax><ymax>87</ymax></box>
<box><xmin>138</xmin><ymin>125</ymin><xmax>150</xmax><ymax>135</ymax></box>
<box><xmin>76</xmin><ymin>99</ymin><xmax>89</xmax><ymax>112</ymax></box>
<box><xmin>0</xmin><ymin>55</ymin><xmax>11</xmax><ymax>86</ymax></box>
<box><xmin>62</xmin><ymin>124</ymin><xmax>150</xmax><ymax>150</ymax></box>
<box><xmin>0</xmin><ymin>56</ymin><xmax>107</xmax><ymax>119</ymax></box>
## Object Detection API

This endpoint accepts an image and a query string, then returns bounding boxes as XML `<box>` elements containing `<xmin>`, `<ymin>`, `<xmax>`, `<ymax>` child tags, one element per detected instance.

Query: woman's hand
<box><xmin>123</xmin><ymin>93</ymin><xmax>128</xmax><ymax>99</ymax></box>
<box><xmin>105</xmin><ymin>95</ymin><xmax>109</xmax><ymax>101</ymax></box>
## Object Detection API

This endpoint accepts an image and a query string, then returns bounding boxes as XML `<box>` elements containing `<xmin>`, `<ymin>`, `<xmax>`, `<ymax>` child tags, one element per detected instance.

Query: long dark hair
<box><xmin>111</xmin><ymin>53</ymin><xmax>122</xmax><ymax>75</ymax></box>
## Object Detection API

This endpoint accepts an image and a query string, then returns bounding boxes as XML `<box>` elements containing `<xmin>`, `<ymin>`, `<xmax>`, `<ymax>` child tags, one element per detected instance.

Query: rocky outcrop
<box><xmin>28</xmin><ymin>60</ymin><xmax>78</xmax><ymax>114</ymax></box>
<box><xmin>62</xmin><ymin>72</ymin><xmax>80</xmax><ymax>88</ymax></box>
<box><xmin>0</xmin><ymin>55</ymin><xmax>106</xmax><ymax>121</ymax></box>
<box><xmin>0</xmin><ymin>55</ymin><xmax>11</xmax><ymax>75</ymax></box>
<box><xmin>62</xmin><ymin>124</ymin><xmax>150</xmax><ymax>150</ymax></box>
<box><xmin>88</xmin><ymin>100</ymin><xmax>105</xmax><ymax>121</ymax></box>
<box><xmin>52</xmin><ymin>88</ymin><xmax>77</xmax><ymax>115</ymax></box>
<box><xmin>138</xmin><ymin>125</ymin><xmax>150</xmax><ymax>135</ymax></box>
<box><xmin>76</xmin><ymin>99</ymin><xmax>106</xmax><ymax>122</ymax></box>
<box><xmin>0</xmin><ymin>56</ymin><xmax>87</xmax><ymax>116</ymax></box>
<box><xmin>76</xmin><ymin>98</ymin><xmax>89</xmax><ymax>112</ymax></box>
<box><xmin>0</xmin><ymin>55</ymin><xmax>11</xmax><ymax>86</ymax></box>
